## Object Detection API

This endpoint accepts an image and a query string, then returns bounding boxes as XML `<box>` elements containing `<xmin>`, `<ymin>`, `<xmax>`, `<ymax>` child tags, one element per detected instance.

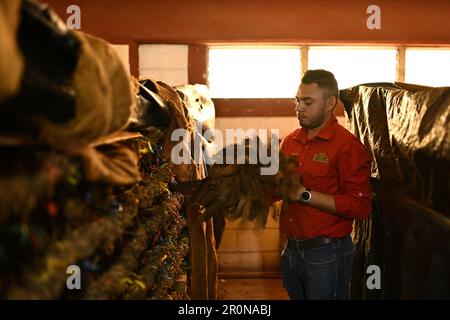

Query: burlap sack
<box><xmin>80</xmin><ymin>143</ymin><xmax>140</xmax><ymax>186</ymax></box>
<box><xmin>36</xmin><ymin>31</ymin><xmax>136</xmax><ymax>149</ymax></box>
<box><xmin>0</xmin><ymin>0</ymin><xmax>24</xmax><ymax>102</ymax></box>
<box><xmin>139</xmin><ymin>78</ymin><xmax>204</xmax><ymax>182</ymax></box>
<box><xmin>28</xmin><ymin>31</ymin><xmax>139</xmax><ymax>185</ymax></box>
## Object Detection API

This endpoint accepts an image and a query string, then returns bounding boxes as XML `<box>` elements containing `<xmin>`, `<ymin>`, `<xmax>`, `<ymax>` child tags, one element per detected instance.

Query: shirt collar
<box><xmin>294</xmin><ymin>114</ymin><xmax>338</xmax><ymax>143</ymax></box>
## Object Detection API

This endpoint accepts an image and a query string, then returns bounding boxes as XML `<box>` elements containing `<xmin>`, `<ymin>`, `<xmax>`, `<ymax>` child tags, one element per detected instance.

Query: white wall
<box><xmin>138</xmin><ymin>44</ymin><xmax>188</xmax><ymax>85</ymax></box>
<box><xmin>110</xmin><ymin>44</ymin><xmax>130</xmax><ymax>74</ymax></box>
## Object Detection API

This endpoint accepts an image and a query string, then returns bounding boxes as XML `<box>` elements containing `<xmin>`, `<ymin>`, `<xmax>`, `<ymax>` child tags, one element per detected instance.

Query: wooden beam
<box><xmin>301</xmin><ymin>46</ymin><xmax>309</xmax><ymax>77</ymax></box>
<box><xmin>213</xmin><ymin>98</ymin><xmax>345</xmax><ymax>117</ymax></box>
<box><xmin>397</xmin><ymin>47</ymin><xmax>406</xmax><ymax>82</ymax></box>
<box><xmin>188</xmin><ymin>45</ymin><xmax>208</xmax><ymax>85</ymax></box>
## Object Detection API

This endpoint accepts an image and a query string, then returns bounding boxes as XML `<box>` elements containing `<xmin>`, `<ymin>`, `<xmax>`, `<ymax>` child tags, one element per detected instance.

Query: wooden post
<box><xmin>205</xmin><ymin>217</ymin><xmax>218</xmax><ymax>300</ymax></box>
<box><xmin>185</xmin><ymin>195</ymin><xmax>219</xmax><ymax>300</ymax></box>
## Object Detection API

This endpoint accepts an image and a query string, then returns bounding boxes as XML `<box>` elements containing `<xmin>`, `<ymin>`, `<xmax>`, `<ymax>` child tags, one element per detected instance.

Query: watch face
<box><xmin>301</xmin><ymin>191</ymin><xmax>311</xmax><ymax>201</ymax></box>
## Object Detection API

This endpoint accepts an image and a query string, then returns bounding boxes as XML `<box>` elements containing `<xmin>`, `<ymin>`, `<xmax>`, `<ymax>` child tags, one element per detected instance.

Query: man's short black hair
<box><xmin>301</xmin><ymin>69</ymin><xmax>339</xmax><ymax>100</ymax></box>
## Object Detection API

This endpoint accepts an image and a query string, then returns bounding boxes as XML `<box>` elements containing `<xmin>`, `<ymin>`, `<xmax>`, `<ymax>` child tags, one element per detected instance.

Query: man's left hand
<box><xmin>286</xmin><ymin>182</ymin><xmax>304</xmax><ymax>202</ymax></box>
<box><xmin>277</xmin><ymin>173</ymin><xmax>304</xmax><ymax>202</ymax></box>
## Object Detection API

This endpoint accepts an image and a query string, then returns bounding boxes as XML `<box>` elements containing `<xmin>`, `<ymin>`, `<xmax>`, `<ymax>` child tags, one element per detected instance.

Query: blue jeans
<box><xmin>281</xmin><ymin>235</ymin><xmax>354</xmax><ymax>300</ymax></box>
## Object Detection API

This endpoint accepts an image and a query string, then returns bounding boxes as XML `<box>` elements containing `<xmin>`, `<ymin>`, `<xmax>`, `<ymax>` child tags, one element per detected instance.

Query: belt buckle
<box><xmin>289</xmin><ymin>237</ymin><xmax>312</xmax><ymax>250</ymax></box>
<box><xmin>297</xmin><ymin>238</ymin><xmax>310</xmax><ymax>250</ymax></box>
<box><xmin>301</xmin><ymin>238</ymin><xmax>317</xmax><ymax>250</ymax></box>
<box><xmin>301</xmin><ymin>236</ymin><xmax>331</xmax><ymax>249</ymax></box>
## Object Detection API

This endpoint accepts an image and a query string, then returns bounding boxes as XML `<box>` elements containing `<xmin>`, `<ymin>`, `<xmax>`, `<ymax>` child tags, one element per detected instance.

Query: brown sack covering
<box><xmin>170</xmin><ymin>84</ymin><xmax>218</xmax><ymax>299</ymax></box>
<box><xmin>80</xmin><ymin>143</ymin><xmax>140</xmax><ymax>186</ymax></box>
<box><xmin>341</xmin><ymin>83</ymin><xmax>450</xmax><ymax>299</ymax></box>
<box><xmin>341</xmin><ymin>83</ymin><xmax>450</xmax><ymax>214</ymax></box>
<box><xmin>35</xmin><ymin>32</ymin><xmax>135</xmax><ymax>148</ymax></box>
<box><xmin>0</xmin><ymin>0</ymin><xmax>24</xmax><ymax>102</ymax></box>
<box><xmin>140</xmin><ymin>78</ymin><xmax>204</xmax><ymax>182</ymax></box>
<box><xmin>25</xmin><ymin>31</ymin><xmax>140</xmax><ymax>185</ymax></box>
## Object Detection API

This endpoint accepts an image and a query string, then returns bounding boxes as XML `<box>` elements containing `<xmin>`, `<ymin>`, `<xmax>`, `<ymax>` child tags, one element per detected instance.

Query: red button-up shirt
<box><xmin>279</xmin><ymin>114</ymin><xmax>372</xmax><ymax>239</ymax></box>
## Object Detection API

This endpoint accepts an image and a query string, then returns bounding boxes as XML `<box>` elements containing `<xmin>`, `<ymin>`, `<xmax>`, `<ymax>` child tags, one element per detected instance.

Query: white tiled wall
<box><xmin>218</xmin><ymin>215</ymin><xmax>282</xmax><ymax>273</ymax></box>
<box><xmin>138</xmin><ymin>44</ymin><xmax>188</xmax><ymax>85</ymax></box>
<box><xmin>110</xmin><ymin>44</ymin><xmax>130</xmax><ymax>74</ymax></box>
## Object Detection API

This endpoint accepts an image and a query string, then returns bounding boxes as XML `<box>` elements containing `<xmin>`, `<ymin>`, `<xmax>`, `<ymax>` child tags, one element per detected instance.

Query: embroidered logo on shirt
<box><xmin>313</xmin><ymin>153</ymin><xmax>329</xmax><ymax>164</ymax></box>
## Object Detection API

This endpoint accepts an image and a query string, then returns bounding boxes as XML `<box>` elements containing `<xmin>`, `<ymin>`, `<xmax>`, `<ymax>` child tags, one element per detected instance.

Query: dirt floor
<box><xmin>218</xmin><ymin>277</ymin><xmax>290</xmax><ymax>300</ymax></box>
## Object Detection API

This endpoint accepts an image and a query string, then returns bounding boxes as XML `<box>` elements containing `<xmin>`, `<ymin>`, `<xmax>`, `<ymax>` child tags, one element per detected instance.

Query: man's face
<box><xmin>295</xmin><ymin>83</ymin><xmax>332</xmax><ymax>129</ymax></box>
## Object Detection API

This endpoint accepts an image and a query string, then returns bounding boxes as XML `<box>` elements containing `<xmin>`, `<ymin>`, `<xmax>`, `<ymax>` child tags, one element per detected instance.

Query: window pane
<box><xmin>208</xmin><ymin>47</ymin><xmax>301</xmax><ymax>98</ymax></box>
<box><xmin>308</xmin><ymin>47</ymin><xmax>397</xmax><ymax>89</ymax></box>
<box><xmin>405</xmin><ymin>49</ymin><xmax>450</xmax><ymax>87</ymax></box>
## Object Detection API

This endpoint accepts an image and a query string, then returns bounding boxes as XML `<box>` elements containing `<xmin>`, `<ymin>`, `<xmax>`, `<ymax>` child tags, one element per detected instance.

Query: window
<box><xmin>208</xmin><ymin>47</ymin><xmax>301</xmax><ymax>98</ymax></box>
<box><xmin>199</xmin><ymin>44</ymin><xmax>448</xmax><ymax>116</ymax></box>
<box><xmin>308</xmin><ymin>47</ymin><xmax>398</xmax><ymax>89</ymax></box>
<box><xmin>405</xmin><ymin>49</ymin><xmax>450</xmax><ymax>87</ymax></box>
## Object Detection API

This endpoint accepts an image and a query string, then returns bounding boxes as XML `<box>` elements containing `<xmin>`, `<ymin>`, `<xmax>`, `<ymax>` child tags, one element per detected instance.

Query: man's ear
<box><xmin>326</xmin><ymin>95</ymin><xmax>337</xmax><ymax>111</ymax></box>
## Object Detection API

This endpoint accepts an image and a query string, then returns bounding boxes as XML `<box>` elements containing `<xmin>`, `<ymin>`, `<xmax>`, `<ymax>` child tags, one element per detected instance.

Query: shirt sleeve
<box><xmin>334</xmin><ymin>138</ymin><xmax>372</xmax><ymax>220</ymax></box>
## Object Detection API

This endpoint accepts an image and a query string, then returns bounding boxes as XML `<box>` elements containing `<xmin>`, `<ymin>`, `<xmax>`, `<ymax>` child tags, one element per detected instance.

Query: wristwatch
<box><xmin>300</xmin><ymin>188</ymin><xmax>312</xmax><ymax>203</ymax></box>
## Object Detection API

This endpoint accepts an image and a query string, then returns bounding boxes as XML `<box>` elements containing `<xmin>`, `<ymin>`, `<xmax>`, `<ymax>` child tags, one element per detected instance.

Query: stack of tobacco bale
<box><xmin>341</xmin><ymin>82</ymin><xmax>450</xmax><ymax>299</ymax></box>
<box><xmin>0</xmin><ymin>0</ymin><xmax>189</xmax><ymax>300</ymax></box>
<box><xmin>0</xmin><ymin>129</ymin><xmax>189</xmax><ymax>300</ymax></box>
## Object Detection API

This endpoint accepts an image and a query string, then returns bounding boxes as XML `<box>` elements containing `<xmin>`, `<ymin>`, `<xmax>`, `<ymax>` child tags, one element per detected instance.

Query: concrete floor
<box><xmin>218</xmin><ymin>277</ymin><xmax>290</xmax><ymax>300</ymax></box>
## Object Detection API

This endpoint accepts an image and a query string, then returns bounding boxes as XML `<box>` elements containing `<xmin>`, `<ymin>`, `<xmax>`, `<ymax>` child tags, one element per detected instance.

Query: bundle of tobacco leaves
<box><xmin>192</xmin><ymin>136</ymin><xmax>300</xmax><ymax>237</ymax></box>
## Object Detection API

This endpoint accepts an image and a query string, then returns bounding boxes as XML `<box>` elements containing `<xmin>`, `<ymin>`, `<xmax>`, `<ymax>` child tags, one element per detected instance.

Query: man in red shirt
<box><xmin>279</xmin><ymin>69</ymin><xmax>372</xmax><ymax>300</ymax></box>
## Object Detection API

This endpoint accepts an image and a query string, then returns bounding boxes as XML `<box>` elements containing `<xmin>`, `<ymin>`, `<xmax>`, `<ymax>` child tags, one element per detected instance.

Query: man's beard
<box><xmin>298</xmin><ymin>109</ymin><xmax>326</xmax><ymax>129</ymax></box>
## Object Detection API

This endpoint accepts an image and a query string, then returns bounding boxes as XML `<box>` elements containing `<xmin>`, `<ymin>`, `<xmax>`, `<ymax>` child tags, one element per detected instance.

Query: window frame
<box><xmin>188</xmin><ymin>44</ymin><xmax>450</xmax><ymax>117</ymax></box>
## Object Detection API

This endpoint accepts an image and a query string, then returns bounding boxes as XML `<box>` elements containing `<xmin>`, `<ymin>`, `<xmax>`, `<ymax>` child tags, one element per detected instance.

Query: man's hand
<box><xmin>275</xmin><ymin>154</ymin><xmax>305</xmax><ymax>203</ymax></box>
<box><xmin>286</xmin><ymin>182</ymin><xmax>304</xmax><ymax>202</ymax></box>
<box><xmin>276</xmin><ymin>172</ymin><xmax>304</xmax><ymax>203</ymax></box>
<box><xmin>276</xmin><ymin>154</ymin><xmax>350</xmax><ymax>218</ymax></box>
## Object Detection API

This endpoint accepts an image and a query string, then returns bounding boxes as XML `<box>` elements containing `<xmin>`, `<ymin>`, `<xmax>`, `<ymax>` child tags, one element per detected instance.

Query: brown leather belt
<box><xmin>287</xmin><ymin>236</ymin><xmax>338</xmax><ymax>250</ymax></box>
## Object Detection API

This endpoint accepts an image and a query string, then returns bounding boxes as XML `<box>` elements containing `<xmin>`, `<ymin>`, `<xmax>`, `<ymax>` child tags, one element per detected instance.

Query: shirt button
<box><xmin>358</xmin><ymin>192</ymin><xmax>363</xmax><ymax>197</ymax></box>
<box><xmin>299</xmin><ymin>162</ymin><xmax>302</xmax><ymax>166</ymax></box>
<box><xmin>289</xmin><ymin>219</ymin><xmax>293</xmax><ymax>222</ymax></box>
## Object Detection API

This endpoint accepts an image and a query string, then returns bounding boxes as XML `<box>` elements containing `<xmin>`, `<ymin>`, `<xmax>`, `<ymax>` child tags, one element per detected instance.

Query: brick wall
<box><xmin>218</xmin><ymin>214</ymin><xmax>281</xmax><ymax>274</ymax></box>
